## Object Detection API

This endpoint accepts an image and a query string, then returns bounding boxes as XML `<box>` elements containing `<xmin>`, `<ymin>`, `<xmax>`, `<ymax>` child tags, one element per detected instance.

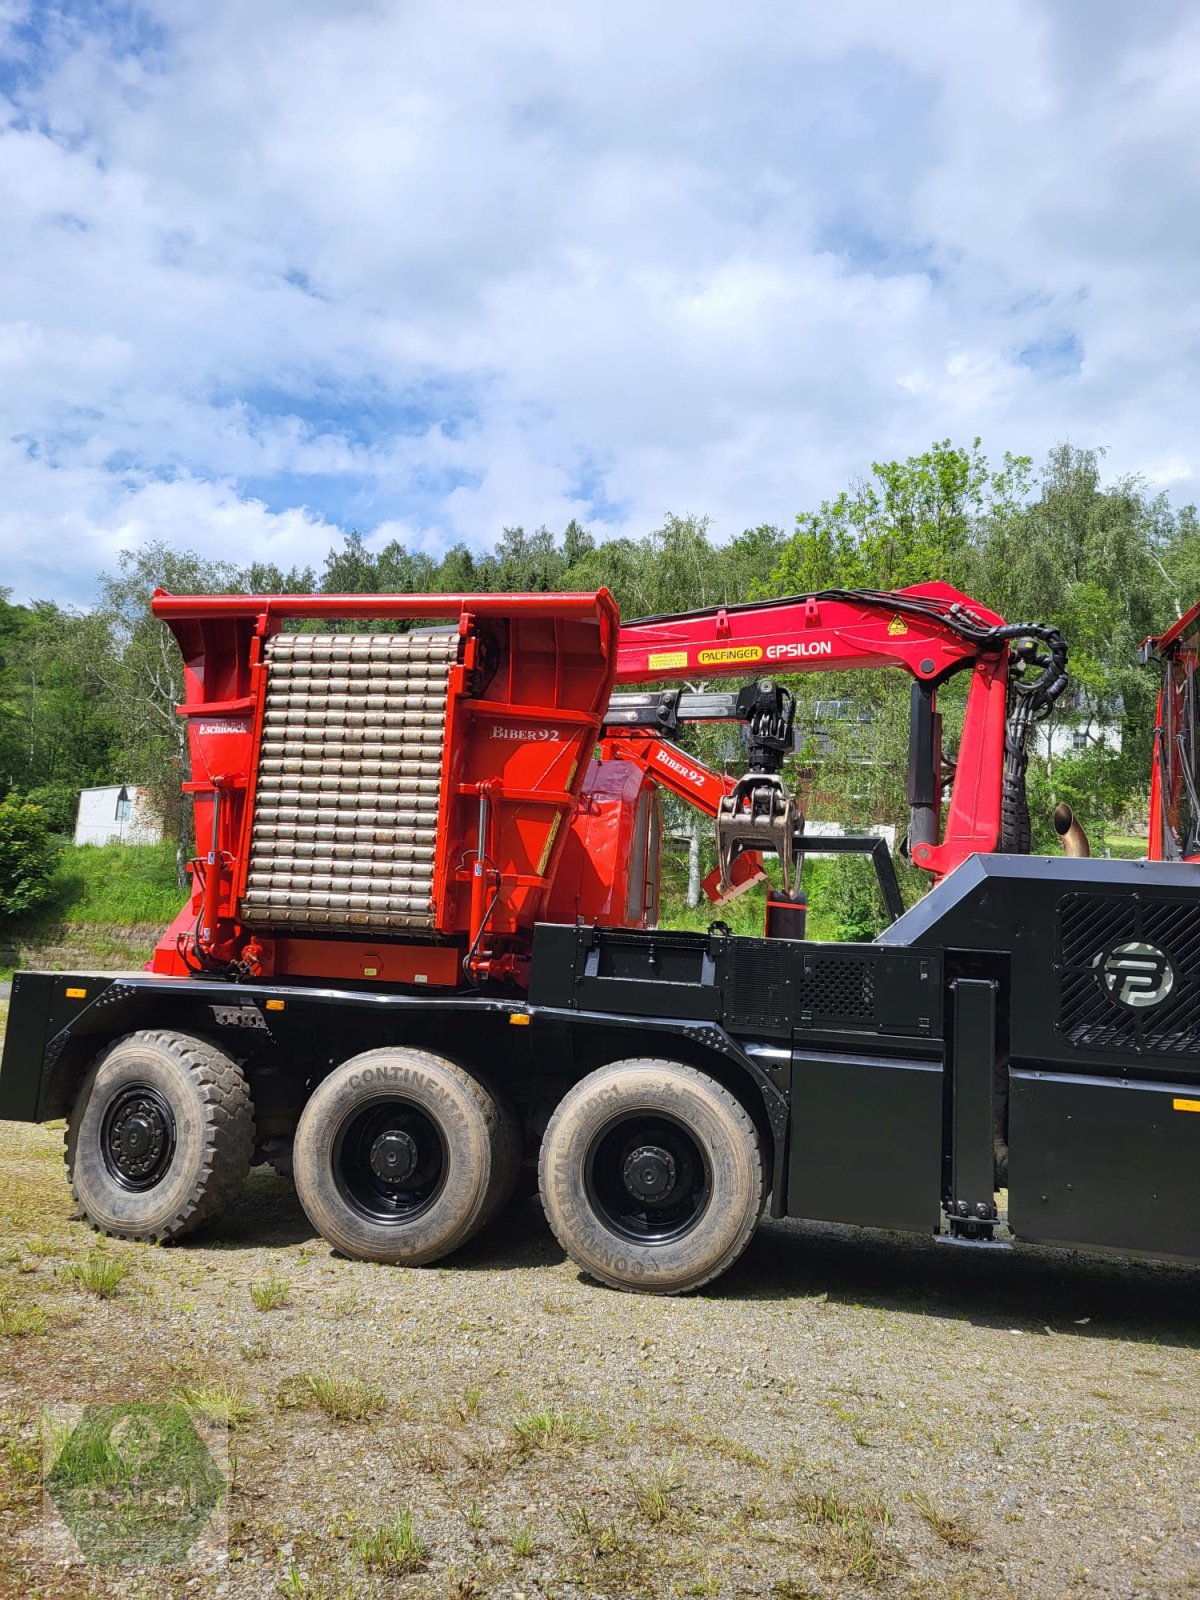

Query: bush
<box><xmin>24</xmin><ymin>782</ymin><xmax>78</xmax><ymax>837</ymax></box>
<box><xmin>0</xmin><ymin>793</ymin><xmax>61</xmax><ymax>918</ymax></box>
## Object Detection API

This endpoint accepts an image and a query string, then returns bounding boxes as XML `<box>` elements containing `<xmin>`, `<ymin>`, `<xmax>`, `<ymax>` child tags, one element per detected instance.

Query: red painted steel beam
<box><xmin>152</xmin><ymin>589</ymin><xmax>617</xmax><ymax>622</ymax></box>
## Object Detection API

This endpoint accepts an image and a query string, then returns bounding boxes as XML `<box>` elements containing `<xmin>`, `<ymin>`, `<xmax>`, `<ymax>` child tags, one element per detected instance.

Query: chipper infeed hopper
<box><xmin>149</xmin><ymin>589</ymin><xmax>620</xmax><ymax>988</ymax></box>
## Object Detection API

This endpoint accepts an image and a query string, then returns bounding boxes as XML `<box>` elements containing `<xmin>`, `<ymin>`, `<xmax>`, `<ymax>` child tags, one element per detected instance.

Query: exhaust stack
<box><xmin>1053</xmin><ymin>802</ymin><xmax>1091</xmax><ymax>858</ymax></box>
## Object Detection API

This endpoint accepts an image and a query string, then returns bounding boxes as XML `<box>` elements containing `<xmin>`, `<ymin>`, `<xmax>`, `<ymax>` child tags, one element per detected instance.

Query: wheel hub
<box><xmin>101</xmin><ymin>1088</ymin><xmax>175</xmax><ymax>1189</ymax></box>
<box><xmin>623</xmin><ymin>1144</ymin><xmax>677</xmax><ymax>1202</ymax></box>
<box><xmin>368</xmin><ymin>1128</ymin><xmax>419</xmax><ymax>1184</ymax></box>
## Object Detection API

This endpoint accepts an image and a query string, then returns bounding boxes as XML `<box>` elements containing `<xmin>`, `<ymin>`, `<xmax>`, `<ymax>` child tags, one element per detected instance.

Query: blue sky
<box><xmin>1</xmin><ymin>0</ymin><xmax>1198</xmax><ymax>605</ymax></box>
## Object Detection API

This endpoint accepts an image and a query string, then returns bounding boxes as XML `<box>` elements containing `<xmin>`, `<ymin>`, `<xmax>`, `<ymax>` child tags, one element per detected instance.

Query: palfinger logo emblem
<box><xmin>1098</xmin><ymin>941</ymin><xmax>1175</xmax><ymax>1008</ymax></box>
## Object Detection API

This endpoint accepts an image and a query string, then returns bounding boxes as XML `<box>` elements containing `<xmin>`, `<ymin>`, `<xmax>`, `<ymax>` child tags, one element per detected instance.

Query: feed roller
<box><xmin>242</xmin><ymin>630</ymin><xmax>458</xmax><ymax>932</ymax></box>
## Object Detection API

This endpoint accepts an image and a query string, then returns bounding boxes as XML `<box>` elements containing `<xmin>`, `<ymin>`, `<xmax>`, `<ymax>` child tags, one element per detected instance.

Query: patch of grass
<box><xmin>509</xmin><ymin>1522</ymin><xmax>536</xmax><ymax>1557</ymax></box>
<box><xmin>40</xmin><ymin>842</ymin><xmax>184</xmax><ymax>926</ymax></box>
<box><xmin>559</xmin><ymin>1501</ymin><xmax>629</xmax><ymax>1559</ymax></box>
<box><xmin>910</xmin><ymin>1490</ymin><xmax>981</xmax><ymax>1550</ymax></box>
<box><xmin>278</xmin><ymin>1562</ymin><xmax>359</xmax><ymax>1599</ymax></box>
<box><xmin>2</xmin><ymin>1430</ymin><xmax>41</xmax><ymax>1487</ymax></box>
<box><xmin>239</xmin><ymin>1333</ymin><xmax>273</xmax><ymax>1362</ymax></box>
<box><xmin>798</xmin><ymin>1487</ymin><xmax>890</xmax><ymax>1528</ymax></box>
<box><xmin>351</xmin><ymin>1508</ymin><xmax>428</xmax><ymax>1574</ymax></box>
<box><xmin>0</xmin><ymin>1296</ymin><xmax>48</xmax><ymax>1337</ymax></box>
<box><xmin>634</xmin><ymin>1460</ymin><xmax>684</xmax><ymax>1525</ymax></box>
<box><xmin>796</xmin><ymin>1487</ymin><xmax>894</xmax><ymax>1587</ymax></box>
<box><xmin>278</xmin><ymin>1373</ymin><xmax>387</xmax><ymax>1424</ymax></box>
<box><xmin>178</xmin><ymin>1380</ymin><xmax>257</xmax><ymax>1432</ymax></box>
<box><xmin>62</xmin><ymin>1248</ymin><xmax>130</xmax><ymax>1299</ymax></box>
<box><xmin>249</xmin><ymin>1276</ymin><xmax>291</xmax><ymax>1312</ymax></box>
<box><xmin>451</xmin><ymin>1386</ymin><xmax>484</xmax><ymax>1423</ymax></box>
<box><xmin>656</xmin><ymin>1418</ymin><xmax>769</xmax><ymax>1470</ymax></box>
<box><xmin>414</xmin><ymin>1437</ymin><xmax>449</xmax><ymax>1472</ymax></box>
<box><xmin>511</xmin><ymin>1405</ymin><xmax>600</xmax><ymax>1454</ymax></box>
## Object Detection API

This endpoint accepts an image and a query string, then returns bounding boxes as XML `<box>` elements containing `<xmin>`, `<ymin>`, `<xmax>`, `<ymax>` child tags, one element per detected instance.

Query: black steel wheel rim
<box><xmin>100</xmin><ymin>1085</ymin><xmax>177</xmax><ymax>1191</ymax></box>
<box><xmin>331</xmin><ymin>1098</ymin><xmax>448</xmax><ymax>1225</ymax></box>
<box><xmin>584</xmin><ymin>1111</ymin><xmax>712</xmax><ymax>1245</ymax></box>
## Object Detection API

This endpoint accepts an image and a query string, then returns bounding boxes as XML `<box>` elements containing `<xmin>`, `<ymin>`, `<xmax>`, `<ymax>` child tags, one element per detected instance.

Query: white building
<box><xmin>75</xmin><ymin>786</ymin><xmax>162</xmax><ymax>847</ymax></box>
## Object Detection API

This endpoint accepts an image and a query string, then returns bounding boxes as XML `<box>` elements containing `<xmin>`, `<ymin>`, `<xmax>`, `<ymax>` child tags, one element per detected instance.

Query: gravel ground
<box><xmin>1</xmin><ymin>1115</ymin><xmax>1199</xmax><ymax>1600</ymax></box>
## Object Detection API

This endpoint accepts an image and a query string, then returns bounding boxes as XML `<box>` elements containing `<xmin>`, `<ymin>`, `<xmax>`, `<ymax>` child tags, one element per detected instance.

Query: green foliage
<box><xmin>24</xmin><ymin>782</ymin><xmax>78</xmax><ymax>836</ymax></box>
<box><xmin>0</xmin><ymin>794</ymin><xmax>60</xmax><ymax>919</ymax></box>
<box><xmin>43</xmin><ymin>843</ymin><xmax>183</xmax><ymax>926</ymax></box>
<box><xmin>769</xmin><ymin>439</ymin><xmax>1026</xmax><ymax>595</ymax></box>
<box><xmin>825</xmin><ymin>856</ymin><xmax>890</xmax><ymax>941</ymax></box>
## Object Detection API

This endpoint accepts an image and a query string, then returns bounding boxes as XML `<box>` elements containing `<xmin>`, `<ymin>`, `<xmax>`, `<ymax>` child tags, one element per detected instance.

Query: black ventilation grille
<box><xmin>727</xmin><ymin>943</ymin><xmax>786</xmax><ymax>1029</ymax></box>
<box><xmin>1058</xmin><ymin>893</ymin><xmax>1200</xmax><ymax>1055</ymax></box>
<box><xmin>799</xmin><ymin>955</ymin><xmax>876</xmax><ymax>1025</ymax></box>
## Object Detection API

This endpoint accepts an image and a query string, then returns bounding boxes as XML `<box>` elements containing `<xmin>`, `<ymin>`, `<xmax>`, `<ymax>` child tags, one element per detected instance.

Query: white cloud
<box><xmin>0</xmin><ymin>0</ymin><xmax>1197</xmax><ymax>605</ymax></box>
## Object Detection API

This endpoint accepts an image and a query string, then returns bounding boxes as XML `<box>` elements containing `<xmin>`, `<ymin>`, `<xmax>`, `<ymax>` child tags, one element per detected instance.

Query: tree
<box><xmin>95</xmin><ymin>544</ymin><xmax>243</xmax><ymax>881</ymax></box>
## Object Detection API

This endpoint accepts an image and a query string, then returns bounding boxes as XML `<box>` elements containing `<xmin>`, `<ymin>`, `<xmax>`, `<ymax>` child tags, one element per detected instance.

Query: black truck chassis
<box><xmin>3</xmin><ymin>855</ymin><xmax>1199</xmax><ymax>1283</ymax></box>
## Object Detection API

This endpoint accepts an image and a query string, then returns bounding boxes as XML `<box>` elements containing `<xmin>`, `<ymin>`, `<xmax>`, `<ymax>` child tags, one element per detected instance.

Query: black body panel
<box><xmin>528</xmin><ymin>924</ymin><xmax>940</xmax><ymax>1046</ymax></box>
<box><xmin>1009</xmin><ymin>1068</ymin><xmax>1200</xmax><ymax>1260</ymax></box>
<box><xmin>787</xmin><ymin>1051</ymin><xmax>943</xmax><ymax>1232</ymax></box>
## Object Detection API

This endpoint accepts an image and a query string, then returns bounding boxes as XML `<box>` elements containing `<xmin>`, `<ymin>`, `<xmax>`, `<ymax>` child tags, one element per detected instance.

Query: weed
<box><xmin>634</xmin><ymin>1460</ymin><xmax>684</xmax><ymax>1525</ymax></box>
<box><xmin>277</xmin><ymin>1561</ymin><xmax>357</xmax><ymax>1599</ymax></box>
<box><xmin>352</xmin><ymin>1507</ymin><xmax>428</xmax><ymax>1574</ymax></box>
<box><xmin>509</xmin><ymin>1522</ymin><xmax>536</xmax><ymax>1557</ymax></box>
<box><xmin>24</xmin><ymin>1235</ymin><xmax>59</xmax><ymax>1258</ymax></box>
<box><xmin>279</xmin><ymin>1374</ymin><xmax>387</xmax><ymax>1423</ymax></box>
<box><xmin>560</xmin><ymin>1501</ymin><xmax>628</xmax><ymax>1559</ymax></box>
<box><xmin>463</xmin><ymin>1499</ymin><xmax>485</xmax><ymax>1533</ymax></box>
<box><xmin>239</xmin><ymin>1333</ymin><xmax>273</xmax><ymax>1362</ymax></box>
<box><xmin>0</xmin><ymin>1297</ymin><xmax>47</xmax><ymax>1337</ymax></box>
<box><xmin>63</xmin><ymin>1249</ymin><xmax>129</xmax><ymax>1299</ymax></box>
<box><xmin>798</xmin><ymin>1488</ymin><xmax>890</xmax><ymax>1528</ymax></box>
<box><xmin>512</xmin><ymin>1405</ymin><xmax>599</xmax><ymax>1453</ymax></box>
<box><xmin>3</xmin><ymin>1432</ymin><xmax>41</xmax><ymax>1486</ymax></box>
<box><xmin>656</xmin><ymin>1418</ymin><xmax>768</xmax><ymax>1469</ymax></box>
<box><xmin>796</xmin><ymin>1486</ymin><xmax>894</xmax><ymax>1587</ymax></box>
<box><xmin>250</xmin><ymin>1276</ymin><xmax>291</xmax><ymax>1312</ymax></box>
<box><xmin>452</xmin><ymin>1386</ymin><xmax>484</xmax><ymax>1423</ymax></box>
<box><xmin>911</xmin><ymin>1490</ymin><xmax>981</xmax><ymax>1550</ymax></box>
<box><xmin>178</xmin><ymin>1380</ymin><xmax>258</xmax><ymax>1432</ymax></box>
<box><xmin>414</xmin><ymin>1436</ymin><xmax>449</xmax><ymax>1472</ymax></box>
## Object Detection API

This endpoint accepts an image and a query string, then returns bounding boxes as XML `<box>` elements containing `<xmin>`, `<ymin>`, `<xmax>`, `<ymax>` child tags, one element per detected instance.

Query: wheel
<box><xmin>65</xmin><ymin>1031</ymin><xmax>254</xmax><ymax>1242</ymax></box>
<box><xmin>292</xmin><ymin>1047</ymin><xmax>519</xmax><ymax>1265</ymax></box>
<box><xmin>538</xmin><ymin>1058</ymin><xmax>764</xmax><ymax>1295</ymax></box>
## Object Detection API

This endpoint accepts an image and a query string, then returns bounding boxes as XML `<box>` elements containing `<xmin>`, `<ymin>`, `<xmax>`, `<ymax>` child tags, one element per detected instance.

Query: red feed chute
<box><xmin>150</xmin><ymin>590</ymin><xmax>619</xmax><ymax>987</ymax></box>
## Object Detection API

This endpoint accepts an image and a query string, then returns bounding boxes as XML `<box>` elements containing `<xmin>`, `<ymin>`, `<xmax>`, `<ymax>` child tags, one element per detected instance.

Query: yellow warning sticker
<box><xmin>697</xmin><ymin>645</ymin><xmax>764</xmax><ymax>666</ymax></box>
<box><xmin>887</xmin><ymin>616</ymin><xmax>909</xmax><ymax>636</ymax></box>
<box><xmin>648</xmin><ymin>650</ymin><xmax>689</xmax><ymax>671</ymax></box>
<box><xmin>1172</xmin><ymin>1097</ymin><xmax>1200</xmax><ymax>1113</ymax></box>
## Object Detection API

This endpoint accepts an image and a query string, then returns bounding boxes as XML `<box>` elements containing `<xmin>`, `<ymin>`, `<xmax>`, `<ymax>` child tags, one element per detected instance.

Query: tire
<box><xmin>65</xmin><ymin>1031</ymin><xmax>254</xmax><ymax>1243</ymax></box>
<box><xmin>292</xmin><ymin>1047</ymin><xmax>519</xmax><ymax>1265</ymax></box>
<box><xmin>538</xmin><ymin>1058</ymin><xmax>764</xmax><ymax>1295</ymax></box>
